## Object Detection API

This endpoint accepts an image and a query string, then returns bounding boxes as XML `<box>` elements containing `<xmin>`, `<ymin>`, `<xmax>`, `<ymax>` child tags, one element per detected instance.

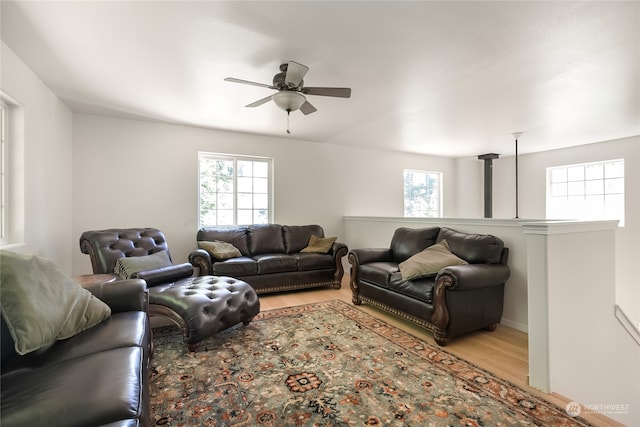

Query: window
<box><xmin>547</xmin><ymin>159</ymin><xmax>624</xmax><ymax>225</ymax></box>
<box><xmin>403</xmin><ymin>169</ymin><xmax>442</xmax><ymax>217</ymax></box>
<box><xmin>0</xmin><ymin>101</ymin><xmax>6</xmax><ymax>243</ymax></box>
<box><xmin>198</xmin><ymin>153</ymin><xmax>273</xmax><ymax>226</ymax></box>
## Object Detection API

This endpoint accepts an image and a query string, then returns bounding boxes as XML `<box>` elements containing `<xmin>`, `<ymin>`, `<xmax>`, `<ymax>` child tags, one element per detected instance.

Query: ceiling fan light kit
<box><xmin>225</xmin><ymin>61</ymin><xmax>351</xmax><ymax>134</ymax></box>
<box><xmin>272</xmin><ymin>91</ymin><xmax>306</xmax><ymax>112</ymax></box>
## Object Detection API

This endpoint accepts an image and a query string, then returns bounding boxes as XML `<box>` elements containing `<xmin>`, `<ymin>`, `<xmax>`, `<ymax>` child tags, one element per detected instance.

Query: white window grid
<box><xmin>198</xmin><ymin>152</ymin><xmax>273</xmax><ymax>227</ymax></box>
<box><xmin>547</xmin><ymin>159</ymin><xmax>624</xmax><ymax>226</ymax></box>
<box><xmin>403</xmin><ymin>169</ymin><xmax>443</xmax><ymax>218</ymax></box>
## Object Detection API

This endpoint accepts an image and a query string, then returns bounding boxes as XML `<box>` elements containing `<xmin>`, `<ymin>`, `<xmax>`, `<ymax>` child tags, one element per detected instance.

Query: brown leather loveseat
<box><xmin>348</xmin><ymin>227</ymin><xmax>510</xmax><ymax>345</ymax></box>
<box><xmin>189</xmin><ymin>224</ymin><xmax>348</xmax><ymax>294</ymax></box>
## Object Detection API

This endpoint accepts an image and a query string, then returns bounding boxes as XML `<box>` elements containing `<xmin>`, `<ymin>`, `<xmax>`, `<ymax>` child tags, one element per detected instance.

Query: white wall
<box><xmin>71</xmin><ymin>114</ymin><xmax>458</xmax><ymax>274</ymax></box>
<box><xmin>0</xmin><ymin>42</ymin><xmax>73</xmax><ymax>271</ymax></box>
<box><xmin>491</xmin><ymin>137</ymin><xmax>640</xmax><ymax>327</ymax></box>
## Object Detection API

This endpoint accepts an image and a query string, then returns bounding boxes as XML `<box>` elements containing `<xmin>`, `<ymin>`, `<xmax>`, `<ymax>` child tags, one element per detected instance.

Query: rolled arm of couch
<box><xmin>189</xmin><ymin>248</ymin><xmax>212</xmax><ymax>276</ymax></box>
<box><xmin>348</xmin><ymin>248</ymin><xmax>392</xmax><ymax>266</ymax></box>
<box><xmin>331</xmin><ymin>242</ymin><xmax>349</xmax><ymax>259</ymax></box>
<box><xmin>436</xmin><ymin>264</ymin><xmax>510</xmax><ymax>291</ymax></box>
<box><xmin>84</xmin><ymin>279</ymin><xmax>148</xmax><ymax>313</ymax></box>
<box><xmin>133</xmin><ymin>263</ymin><xmax>194</xmax><ymax>286</ymax></box>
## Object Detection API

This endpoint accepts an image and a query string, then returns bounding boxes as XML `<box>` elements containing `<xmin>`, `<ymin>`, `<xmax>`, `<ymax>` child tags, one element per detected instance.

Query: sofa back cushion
<box><xmin>283</xmin><ymin>225</ymin><xmax>325</xmax><ymax>254</ymax></box>
<box><xmin>390</xmin><ymin>227</ymin><xmax>440</xmax><ymax>263</ymax></box>
<box><xmin>247</xmin><ymin>224</ymin><xmax>285</xmax><ymax>255</ymax></box>
<box><xmin>196</xmin><ymin>226</ymin><xmax>250</xmax><ymax>256</ymax></box>
<box><xmin>436</xmin><ymin>227</ymin><xmax>504</xmax><ymax>264</ymax></box>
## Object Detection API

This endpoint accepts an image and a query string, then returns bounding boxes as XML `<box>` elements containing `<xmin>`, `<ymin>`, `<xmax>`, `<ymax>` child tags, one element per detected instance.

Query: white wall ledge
<box><xmin>522</xmin><ymin>220</ymin><xmax>619</xmax><ymax>235</ymax></box>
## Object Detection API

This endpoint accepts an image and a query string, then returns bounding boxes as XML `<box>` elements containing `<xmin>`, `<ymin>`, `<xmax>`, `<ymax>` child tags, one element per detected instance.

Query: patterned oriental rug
<box><xmin>150</xmin><ymin>300</ymin><xmax>594</xmax><ymax>427</ymax></box>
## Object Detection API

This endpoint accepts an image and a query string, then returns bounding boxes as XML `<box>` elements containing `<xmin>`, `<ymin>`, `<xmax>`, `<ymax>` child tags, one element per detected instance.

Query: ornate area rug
<box><xmin>150</xmin><ymin>300</ymin><xmax>594</xmax><ymax>426</ymax></box>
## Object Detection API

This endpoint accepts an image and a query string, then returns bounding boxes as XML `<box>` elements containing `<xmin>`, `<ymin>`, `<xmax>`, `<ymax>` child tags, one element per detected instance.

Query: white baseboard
<box><xmin>501</xmin><ymin>318</ymin><xmax>528</xmax><ymax>333</ymax></box>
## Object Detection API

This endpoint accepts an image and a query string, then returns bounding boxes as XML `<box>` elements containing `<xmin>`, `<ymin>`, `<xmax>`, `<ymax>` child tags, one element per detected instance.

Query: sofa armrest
<box><xmin>84</xmin><ymin>279</ymin><xmax>148</xmax><ymax>313</ymax></box>
<box><xmin>436</xmin><ymin>264</ymin><xmax>510</xmax><ymax>291</ymax></box>
<box><xmin>331</xmin><ymin>242</ymin><xmax>349</xmax><ymax>259</ymax></box>
<box><xmin>133</xmin><ymin>263</ymin><xmax>194</xmax><ymax>286</ymax></box>
<box><xmin>348</xmin><ymin>248</ymin><xmax>392</xmax><ymax>266</ymax></box>
<box><xmin>189</xmin><ymin>248</ymin><xmax>212</xmax><ymax>276</ymax></box>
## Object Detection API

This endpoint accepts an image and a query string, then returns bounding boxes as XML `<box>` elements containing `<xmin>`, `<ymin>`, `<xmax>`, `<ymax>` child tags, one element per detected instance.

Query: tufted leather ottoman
<box><xmin>149</xmin><ymin>276</ymin><xmax>260</xmax><ymax>350</ymax></box>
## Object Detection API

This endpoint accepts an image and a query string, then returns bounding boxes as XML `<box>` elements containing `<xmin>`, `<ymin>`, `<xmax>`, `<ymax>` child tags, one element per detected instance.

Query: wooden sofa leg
<box><xmin>485</xmin><ymin>323</ymin><xmax>498</xmax><ymax>331</ymax></box>
<box><xmin>434</xmin><ymin>335</ymin><xmax>449</xmax><ymax>346</ymax></box>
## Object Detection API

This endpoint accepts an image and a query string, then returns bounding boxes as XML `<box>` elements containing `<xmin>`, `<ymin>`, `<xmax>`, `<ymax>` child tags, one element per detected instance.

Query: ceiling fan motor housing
<box><xmin>273</xmin><ymin>71</ymin><xmax>303</xmax><ymax>91</ymax></box>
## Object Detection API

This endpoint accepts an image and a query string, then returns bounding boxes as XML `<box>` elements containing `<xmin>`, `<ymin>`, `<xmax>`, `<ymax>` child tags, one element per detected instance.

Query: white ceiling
<box><xmin>1</xmin><ymin>1</ymin><xmax>638</xmax><ymax>158</ymax></box>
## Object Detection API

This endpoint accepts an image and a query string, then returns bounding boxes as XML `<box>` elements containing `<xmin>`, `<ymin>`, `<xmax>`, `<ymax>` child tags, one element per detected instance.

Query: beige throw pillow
<box><xmin>0</xmin><ymin>250</ymin><xmax>111</xmax><ymax>355</ymax></box>
<box><xmin>301</xmin><ymin>235</ymin><xmax>337</xmax><ymax>254</ymax></box>
<box><xmin>398</xmin><ymin>240</ymin><xmax>468</xmax><ymax>280</ymax></box>
<box><xmin>198</xmin><ymin>240</ymin><xmax>242</xmax><ymax>261</ymax></box>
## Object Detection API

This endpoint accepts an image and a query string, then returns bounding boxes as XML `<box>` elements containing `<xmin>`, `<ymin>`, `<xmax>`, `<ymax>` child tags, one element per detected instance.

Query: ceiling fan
<box><xmin>225</xmin><ymin>61</ymin><xmax>351</xmax><ymax>133</ymax></box>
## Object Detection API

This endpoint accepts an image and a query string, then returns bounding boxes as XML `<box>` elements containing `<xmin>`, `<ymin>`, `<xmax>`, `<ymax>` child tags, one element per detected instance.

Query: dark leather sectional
<box><xmin>1</xmin><ymin>279</ymin><xmax>152</xmax><ymax>427</ymax></box>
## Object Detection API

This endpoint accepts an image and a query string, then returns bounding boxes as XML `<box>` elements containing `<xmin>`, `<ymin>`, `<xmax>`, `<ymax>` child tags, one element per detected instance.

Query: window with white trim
<box><xmin>0</xmin><ymin>101</ymin><xmax>7</xmax><ymax>243</ymax></box>
<box><xmin>546</xmin><ymin>159</ymin><xmax>624</xmax><ymax>226</ymax></box>
<box><xmin>403</xmin><ymin>169</ymin><xmax>442</xmax><ymax>217</ymax></box>
<box><xmin>198</xmin><ymin>152</ymin><xmax>273</xmax><ymax>227</ymax></box>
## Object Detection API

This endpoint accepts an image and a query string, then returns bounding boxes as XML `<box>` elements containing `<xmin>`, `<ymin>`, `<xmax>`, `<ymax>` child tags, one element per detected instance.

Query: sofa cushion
<box><xmin>254</xmin><ymin>254</ymin><xmax>298</xmax><ymax>274</ymax></box>
<box><xmin>212</xmin><ymin>257</ymin><xmax>258</xmax><ymax>276</ymax></box>
<box><xmin>197</xmin><ymin>226</ymin><xmax>250</xmax><ymax>256</ymax></box>
<box><xmin>390</xmin><ymin>227</ymin><xmax>440</xmax><ymax>263</ymax></box>
<box><xmin>0</xmin><ymin>251</ymin><xmax>111</xmax><ymax>356</ymax></box>
<box><xmin>0</xmin><ymin>347</ymin><xmax>145</xmax><ymax>427</ymax></box>
<box><xmin>388</xmin><ymin>273</ymin><xmax>435</xmax><ymax>304</ymax></box>
<box><xmin>301</xmin><ymin>235</ymin><xmax>337</xmax><ymax>254</ymax></box>
<box><xmin>198</xmin><ymin>240</ymin><xmax>242</xmax><ymax>260</ymax></box>
<box><xmin>247</xmin><ymin>224</ymin><xmax>285</xmax><ymax>255</ymax></box>
<box><xmin>283</xmin><ymin>225</ymin><xmax>325</xmax><ymax>253</ymax></box>
<box><xmin>398</xmin><ymin>240</ymin><xmax>468</xmax><ymax>280</ymax></box>
<box><xmin>437</xmin><ymin>227</ymin><xmax>504</xmax><ymax>264</ymax></box>
<box><xmin>296</xmin><ymin>253</ymin><xmax>335</xmax><ymax>271</ymax></box>
<box><xmin>114</xmin><ymin>250</ymin><xmax>172</xmax><ymax>279</ymax></box>
<box><xmin>1</xmin><ymin>312</ymin><xmax>148</xmax><ymax>371</ymax></box>
<box><xmin>358</xmin><ymin>262</ymin><xmax>399</xmax><ymax>288</ymax></box>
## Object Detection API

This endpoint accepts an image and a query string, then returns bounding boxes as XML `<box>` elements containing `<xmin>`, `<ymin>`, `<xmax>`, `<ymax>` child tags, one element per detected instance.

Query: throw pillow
<box><xmin>114</xmin><ymin>250</ymin><xmax>172</xmax><ymax>279</ymax></box>
<box><xmin>0</xmin><ymin>250</ymin><xmax>111</xmax><ymax>355</ymax></box>
<box><xmin>398</xmin><ymin>240</ymin><xmax>468</xmax><ymax>280</ymax></box>
<box><xmin>301</xmin><ymin>235</ymin><xmax>337</xmax><ymax>254</ymax></box>
<box><xmin>198</xmin><ymin>240</ymin><xmax>242</xmax><ymax>261</ymax></box>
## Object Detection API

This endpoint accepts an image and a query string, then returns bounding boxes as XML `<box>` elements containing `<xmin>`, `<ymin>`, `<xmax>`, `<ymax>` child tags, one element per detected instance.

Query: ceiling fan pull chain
<box><xmin>286</xmin><ymin>109</ymin><xmax>291</xmax><ymax>134</ymax></box>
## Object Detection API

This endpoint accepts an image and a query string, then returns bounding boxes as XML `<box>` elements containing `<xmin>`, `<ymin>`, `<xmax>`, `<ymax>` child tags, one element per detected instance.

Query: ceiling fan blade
<box><xmin>285</xmin><ymin>61</ymin><xmax>309</xmax><ymax>87</ymax></box>
<box><xmin>302</xmin><ymin>87</ymin><xmax>351</xmax><ymax>98</ymax></box>
<box><xmin>246</xmin><ymin>95</ymin><xmax>273</xmax><ymax>108</ymax></box>
<box><xmin>300</xmin><ymin>100</ymin><xmax>317</xmax><ymax>115</ymax></box>
<box><xmin>225</xmin><ymin>77</ymin><xmax>275</xmax><ymax>89</ymax></box>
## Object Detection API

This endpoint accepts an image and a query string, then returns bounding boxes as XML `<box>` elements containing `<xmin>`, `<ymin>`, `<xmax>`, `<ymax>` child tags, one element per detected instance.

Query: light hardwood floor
<box><xmin>258</xmin><ymin>275</ymin><xmax>622</xmax><ymax>427</ymax></box>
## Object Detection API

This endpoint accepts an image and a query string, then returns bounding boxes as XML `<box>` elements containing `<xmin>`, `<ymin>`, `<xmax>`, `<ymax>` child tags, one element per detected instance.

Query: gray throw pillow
<box><xmin>114</xmin><ymin>250</ymin><xmax>172</xmax><ymax>279</ymax></box>
<box><xmin>0</xmin><ymin>250</ymin><xmax>111</xmax><ymax>355</ymax></box>
<box><xmin>398</xmin><ymin>240</ymin><xmax>468</xmax><ymax>280</ymax></box>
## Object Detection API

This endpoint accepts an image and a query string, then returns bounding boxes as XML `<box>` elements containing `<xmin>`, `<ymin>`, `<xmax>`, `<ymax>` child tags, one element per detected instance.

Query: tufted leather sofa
<box><xmin>349</xmin><ymin>227</ymin><xmax>510</xmax><ymax>345</ymax></box>
<box><xmin>80</xmin><ymin>228</ymin><xmax>260</xmax><ymax>349</ymax></box>
<box><xmin>1</xmin><ymin>279</ymin><xmax>152</xmax><ymax>427</ymax></box>
<box><xmin>189</xmin><ymin>224</ymin><xmax>349</xmax><ymax>294</ymax></box>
